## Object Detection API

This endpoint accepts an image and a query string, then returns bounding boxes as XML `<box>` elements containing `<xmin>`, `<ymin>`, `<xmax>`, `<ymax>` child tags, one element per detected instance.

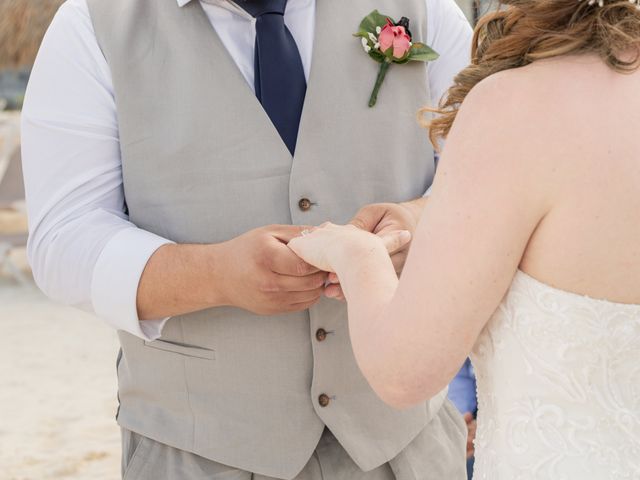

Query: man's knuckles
<box><xmin>259</xmin><ymin>272</ymin><xmax>325</xmax><ymax>294</ymax></box>
<box><xmin>258</xmin><ymin>277</ymin><xmax>281</xmax><ymax>293</ymax></box>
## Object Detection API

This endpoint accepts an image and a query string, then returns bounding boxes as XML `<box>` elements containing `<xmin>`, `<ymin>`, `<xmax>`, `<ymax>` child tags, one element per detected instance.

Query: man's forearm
<box><xmin>137</xmin><ymin>243</ymin><xmax>229</xmax><ymax>320</ymax></box>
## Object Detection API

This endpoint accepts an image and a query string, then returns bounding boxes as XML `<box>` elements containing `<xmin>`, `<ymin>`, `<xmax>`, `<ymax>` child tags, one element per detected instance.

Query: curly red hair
<box><xmin>423</xmin><ymin>0</ymin><xmax>640</xmax><ymax>149</ymax></box>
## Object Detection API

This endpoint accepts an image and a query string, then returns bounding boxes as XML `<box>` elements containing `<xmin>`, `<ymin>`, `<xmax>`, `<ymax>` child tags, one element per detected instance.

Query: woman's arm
<box><xmin>290</xmin><ymin>72</ymin><xmax>556</xmax><ymax>409</ymax></box>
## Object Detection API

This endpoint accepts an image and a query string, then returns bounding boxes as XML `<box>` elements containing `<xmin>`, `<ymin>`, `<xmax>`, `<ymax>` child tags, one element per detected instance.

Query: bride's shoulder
<box><xmin>461</xmin><ymin>54</ymin><xmax>609</xmax><ymax>119</ymax></box>
<box><xmin>451</xmin><ymin>67</ymin><xmax>546</xmax><ymax>139</ymax></box>
<box><xmin>444</xmin><ymin>57</ymin><xmax>600</xmax><ymax>174</ymax></box>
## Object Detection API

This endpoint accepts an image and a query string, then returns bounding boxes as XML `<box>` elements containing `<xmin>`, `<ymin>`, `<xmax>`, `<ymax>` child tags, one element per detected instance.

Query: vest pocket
<box><xmin>143</xmin><ymin>339</ymin><xmax>215</xmax><ymax>360</ymax></box>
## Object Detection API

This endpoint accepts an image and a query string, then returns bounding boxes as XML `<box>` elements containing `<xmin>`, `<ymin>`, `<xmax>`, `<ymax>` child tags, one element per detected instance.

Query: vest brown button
<box><xmin>318</xmin><ymin>394</ymin><xmax>331</xmax><ymax>407</ymax></box>
<box><xmin>315</xmin><ymin>328</ymin><xmax>327</xmax><ymax>342</ymax></box>
<box><xmin>298</xmin><ymin>198</ymin><xmax>312</xmax><ymax>211</ymax></box>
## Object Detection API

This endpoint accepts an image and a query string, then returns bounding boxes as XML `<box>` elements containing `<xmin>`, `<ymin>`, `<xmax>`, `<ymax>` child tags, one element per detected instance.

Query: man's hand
<box><xmin>324</xmin><ymin>198</ymin><xmax>427</xmax><ymax>299</ymax></box>
<box><xmin>137</xmin><ymin>225</ymin><xmax>327</xmax><ymax>320</ymax></box>
<box><xmin>350</xmin><ymin>200</ymin><xmax>426</xmax><ymax>273</ymax></box>
<box><xmin>216</xmin><ymin>225</ymin><xmax>328</xmax><ymax>315</ymax></box>
<box><xmin>463</xmin><ymin>412</ymin><xmax>477</xmax><ymax>459</ymax></box>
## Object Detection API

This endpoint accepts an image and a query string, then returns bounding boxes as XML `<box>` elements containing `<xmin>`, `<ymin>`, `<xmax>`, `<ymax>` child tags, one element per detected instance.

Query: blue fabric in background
<box><xmin>448</xmin><ymin>358</ymin><xmax>477</xmax><ymax>415</ymax></box>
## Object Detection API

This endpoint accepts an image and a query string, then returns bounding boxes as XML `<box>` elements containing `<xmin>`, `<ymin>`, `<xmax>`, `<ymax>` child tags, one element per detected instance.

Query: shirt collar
<box><xmin>177</xmin><ymin>0</ymin><xmax>300</xmax><ymax>8</ymax></box>
<box><xmin>176</xmin><ymin>0</ymin><xmax>255</xmax><ymax>19</ymax></box>
<box><xmin>177</xmin><ymin>0</ymin><xmax>235</xmax><ymax>6</ymax></box>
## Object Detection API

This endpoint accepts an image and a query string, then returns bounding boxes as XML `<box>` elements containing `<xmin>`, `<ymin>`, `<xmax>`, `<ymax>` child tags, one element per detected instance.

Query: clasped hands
<box><xmin>218</xmin><ymin>201</ymin><xmax>423</xmax><ymax>315</ymax></box>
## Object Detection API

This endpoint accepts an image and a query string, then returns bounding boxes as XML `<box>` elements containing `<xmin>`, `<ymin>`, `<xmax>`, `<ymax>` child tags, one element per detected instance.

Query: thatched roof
<box><xmin>0</xmin><ymin>0</ymin><xmax>65</xmax><ymax>70</ymax></box>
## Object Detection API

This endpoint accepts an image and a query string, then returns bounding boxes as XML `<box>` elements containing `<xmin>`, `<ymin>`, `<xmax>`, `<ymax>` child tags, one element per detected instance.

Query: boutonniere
<box><xmin>354</xmin><ymin>11</ymin><xmax>439</xmax><ymax>107</ymax></box>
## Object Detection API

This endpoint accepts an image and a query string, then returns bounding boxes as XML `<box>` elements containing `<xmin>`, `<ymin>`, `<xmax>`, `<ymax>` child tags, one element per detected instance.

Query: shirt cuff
<box><xmin>91</xmin><ymin>228</ymin><xmax>174</xmax><ymax>341</ymax></box>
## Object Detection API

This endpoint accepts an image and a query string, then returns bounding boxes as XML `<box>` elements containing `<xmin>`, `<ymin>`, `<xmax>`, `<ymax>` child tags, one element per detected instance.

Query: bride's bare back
<box><xmin>517</xmin><ymin>54</ymin><xmax>640</xmax><ymax>303</ymax></box>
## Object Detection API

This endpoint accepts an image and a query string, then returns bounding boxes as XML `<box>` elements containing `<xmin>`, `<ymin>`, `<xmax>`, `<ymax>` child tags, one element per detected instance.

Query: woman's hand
<box><xmin>288</xmin><ymin>223</ymin><xmax>411</xmax><ymax>276</ymax></box>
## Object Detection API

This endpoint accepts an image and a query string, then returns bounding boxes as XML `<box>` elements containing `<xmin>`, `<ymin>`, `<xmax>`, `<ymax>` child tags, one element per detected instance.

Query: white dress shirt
<box><xmin>21</xmin><ymin>0</ymin><xmax>473</xmax><ymax>340</ymax></box>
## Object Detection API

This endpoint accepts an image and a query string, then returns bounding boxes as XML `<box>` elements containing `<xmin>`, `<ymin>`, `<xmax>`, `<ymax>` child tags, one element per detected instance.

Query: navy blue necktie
<box><xmin>236</xmin><ymin>0</ymin><xmax>307</xmax><ymax>155</ymax></box>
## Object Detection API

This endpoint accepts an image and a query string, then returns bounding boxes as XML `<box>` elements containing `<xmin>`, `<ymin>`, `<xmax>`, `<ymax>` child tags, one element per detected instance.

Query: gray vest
<box><xmin>87</xmin><ymin>0</ymin><xmax>456</xmax><ymax>478</ymax></box>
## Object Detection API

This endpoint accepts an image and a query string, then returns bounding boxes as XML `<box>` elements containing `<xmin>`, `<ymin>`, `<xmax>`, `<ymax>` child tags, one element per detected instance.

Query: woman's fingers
<box><xmin>380</xmin><ymin>230</ymin><xmax>412</xmax><ymax>254</ymax></box>
<box><xmin>324</xmin><ymin>283</ymin><xmax>345</xmax><ymax>300</ymax></box>
<box><xmin>288</xmin><ymin>236</ymin><xmax>330</xmax><ymax>272</ymax></box>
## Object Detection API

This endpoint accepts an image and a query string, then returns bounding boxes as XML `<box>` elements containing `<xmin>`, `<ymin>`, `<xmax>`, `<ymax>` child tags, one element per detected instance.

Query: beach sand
<box><xmin>0</xmin><ymin>249</ymin><xmax>121</xmax><ymax>479</ymax></box>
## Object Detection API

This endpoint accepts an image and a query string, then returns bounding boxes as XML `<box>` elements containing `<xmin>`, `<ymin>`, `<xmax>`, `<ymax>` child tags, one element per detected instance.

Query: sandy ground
<box><xmin>0</xmin><ymin>249</ymin><xmax>121</xmax><ymax>479</ymax></box>
<box><xmin>0</xmin><ymin>208</ymin><xmax>27</xmax><ymax>232</ymax></box>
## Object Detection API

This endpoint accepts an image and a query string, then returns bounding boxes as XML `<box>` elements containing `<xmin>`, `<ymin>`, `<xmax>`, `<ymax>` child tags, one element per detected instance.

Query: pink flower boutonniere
<box><xmin>354</xmin><ymin>11</ymin><xmax>439</xmax><ymax>107</ymax></box>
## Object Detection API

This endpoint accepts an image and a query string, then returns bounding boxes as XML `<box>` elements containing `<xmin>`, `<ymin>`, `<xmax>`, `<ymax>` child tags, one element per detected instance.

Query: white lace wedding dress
<box><xmin>471</xmin><ymin>270</ymin><xmax>640</xmax><ymax>479</ymax></box>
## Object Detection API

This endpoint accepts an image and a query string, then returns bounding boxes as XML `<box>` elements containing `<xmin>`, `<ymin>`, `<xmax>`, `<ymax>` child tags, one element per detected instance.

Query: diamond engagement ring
<box><xmin>301</xmin><ymin>229</ymin><xmax>312</xmax><ymax>237</ymax></box>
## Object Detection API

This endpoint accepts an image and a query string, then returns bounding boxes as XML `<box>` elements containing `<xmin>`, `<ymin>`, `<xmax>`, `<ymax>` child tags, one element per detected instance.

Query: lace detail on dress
<box><xmin>471</xmin><ymin>271</ymin><xmax>640</xmax><ymax>480</ymax></box>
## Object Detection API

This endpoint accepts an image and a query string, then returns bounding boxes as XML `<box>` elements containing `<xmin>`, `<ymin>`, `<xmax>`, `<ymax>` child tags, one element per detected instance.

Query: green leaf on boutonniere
<box><xmin>353</xmin><ymin>11</ymin><xmax>392</xmax><ymax>64</ymax></box>
<box><xmin>367</xmin><ymin>50</ymin><xmax>386</xmax><ymax>63</ymax></box>
<box><xmin>355</xmin><ymin>10</ymin><xmax>395</xmax><ymax>37</ymax></box>
<box><xmin>407</xmin><ymin>43</ymin><xmax>440</xmax><ymax>62</ymax></box>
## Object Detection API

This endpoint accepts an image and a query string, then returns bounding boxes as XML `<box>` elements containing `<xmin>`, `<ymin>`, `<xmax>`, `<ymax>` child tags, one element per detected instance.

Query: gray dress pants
<box><xmin>120</xmin><ymin>401</ymin><xmax>466</xmax><ymax>480</ymax></box>
<box><xmin>121</xmin><ymin>428</ymin><xmax>394</xmax><ymax>480</ymax></box>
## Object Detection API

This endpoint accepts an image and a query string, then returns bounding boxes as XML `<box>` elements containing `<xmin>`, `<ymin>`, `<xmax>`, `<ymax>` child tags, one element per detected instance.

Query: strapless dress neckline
<box><xmin>515</xmin><ymin>269</ymin><xmax>640</xmax><ymax>309</ymax></box>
